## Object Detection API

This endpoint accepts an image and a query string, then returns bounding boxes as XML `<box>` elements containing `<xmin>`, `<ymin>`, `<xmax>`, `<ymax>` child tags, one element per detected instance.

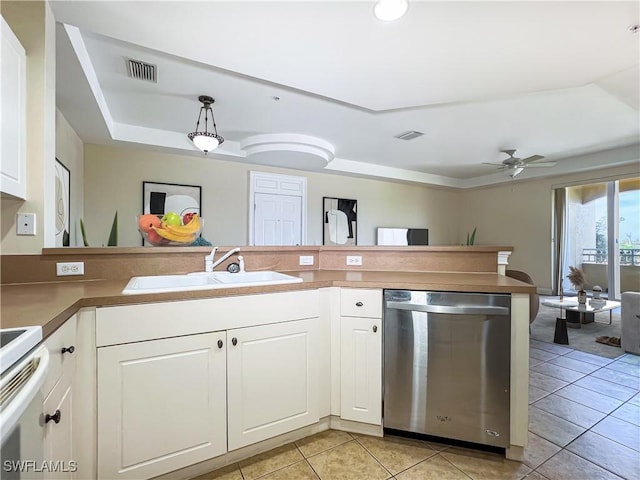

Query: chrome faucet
<box><xmin>205</xmin><ymin>247</ymin><xmax>240</xmax><ymax>272</ymax></box>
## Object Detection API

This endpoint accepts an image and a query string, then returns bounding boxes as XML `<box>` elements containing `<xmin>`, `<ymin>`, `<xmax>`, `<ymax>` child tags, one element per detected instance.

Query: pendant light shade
<box><xmin>374</xmin><ymin>0</ymin><xmax>409</xmax><ymax>22</ymax></box>
<box><xmin>187</xmin><ymin>95</ymin><xmax>224</xmax><ymax>154</ymax></box>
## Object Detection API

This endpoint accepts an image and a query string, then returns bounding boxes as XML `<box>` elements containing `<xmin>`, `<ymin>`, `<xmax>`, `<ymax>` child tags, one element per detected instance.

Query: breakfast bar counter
<box><xmin>1</xmin><ymin>269</ymin><xmax>534</xmax><ymax>339</ymax></box>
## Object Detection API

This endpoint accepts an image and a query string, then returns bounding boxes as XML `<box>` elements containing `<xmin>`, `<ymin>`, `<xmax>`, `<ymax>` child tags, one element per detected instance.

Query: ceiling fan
<box><xmin>483</xmin><ymin>149</ymin><xmax>557</xmax><ymax>178</ymax></box>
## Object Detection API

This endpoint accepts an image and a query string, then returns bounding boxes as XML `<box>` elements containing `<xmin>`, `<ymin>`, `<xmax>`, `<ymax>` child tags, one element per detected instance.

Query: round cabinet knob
<box><xmin>232</xmin><ymin>337</ymin><xmax>238</xmax><ymax>346</ymax></box>
<box><xmin>217</xmin><ymin>340</ymin><xmax>223</xmax><ymax>349</ymax></box>
<box><xmin>45</xmin><ymin>410</ymin><xmax>61</xmax><ymax>424</ymax></box>
<box><xmin>355</xmin><ymin>301</ymin><xmax>364</xmax><ymax>307</ymax></box>
<box><xmin>373</xmin><ymin>325</ymin><xmax>378</xmax><ymax>333</ymax></box>
<box><xmin>61</xmin><ymin>346</ymin><xmax>75</xmax><ymax>355</ymax></box>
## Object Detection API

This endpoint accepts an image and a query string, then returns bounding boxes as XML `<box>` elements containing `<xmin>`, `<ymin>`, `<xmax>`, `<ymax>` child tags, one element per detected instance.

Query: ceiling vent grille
<box><xmin>394</xmin><ymin>131</ymin><xmax>424</xmax><ymax>141</ymax></box>
<box><xmin>126</xmin><ymin>59</ymin><xmax>157</xmax><ymax>83</ymax></box>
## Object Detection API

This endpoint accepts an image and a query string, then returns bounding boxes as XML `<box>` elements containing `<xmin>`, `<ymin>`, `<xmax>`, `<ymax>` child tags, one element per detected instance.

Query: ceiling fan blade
<box><xmin>521</xmin><ymin>155</ymin><xmax>545</xmax><ymax>164</ymax></box>
<box><xmin>524</xmin><ymin>161</ymin><xmax>557</xmax><ymax>168</ymax></box>
<box><xmin>482</xmin><ymin>162</ymin><xmax>508</xmax><ymax>166</ymax></box>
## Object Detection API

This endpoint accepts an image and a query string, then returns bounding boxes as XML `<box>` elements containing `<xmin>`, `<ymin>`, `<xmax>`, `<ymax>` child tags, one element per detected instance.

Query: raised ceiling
<box><xmin>52</xmin><ymin>1</ymin><xmax>640</xmax><ymax>188</ymax></box>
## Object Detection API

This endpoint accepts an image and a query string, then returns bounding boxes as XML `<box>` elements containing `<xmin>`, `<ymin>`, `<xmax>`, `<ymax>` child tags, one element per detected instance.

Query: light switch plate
<box><xmin>299</xmin><ymin>255</ymin><xmax>314</xmax><ymax>266</ymax></box>
<box><xmin>16</xmin><ymin>213</ymin><xmax>36</xmax><ymax>235</ymax></box>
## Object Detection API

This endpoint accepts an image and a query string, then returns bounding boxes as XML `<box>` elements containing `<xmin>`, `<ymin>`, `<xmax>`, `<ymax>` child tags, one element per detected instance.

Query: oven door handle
<box><xmin>0</xmin><ymin>346</ymin><xmax>50</xmax><ymax>440</ymax></box>
<box><xmin>386</xmin><ymin>302</ymin><xmax>509</xmax><ymax>316</ymax></box>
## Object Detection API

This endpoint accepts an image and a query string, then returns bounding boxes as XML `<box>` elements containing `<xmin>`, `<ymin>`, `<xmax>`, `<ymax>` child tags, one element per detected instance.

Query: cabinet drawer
<box><xmin>41</xmin><ymin>315</ymin><xmax>77</xmax><ymax>398</ymax></box>
<box><xmin>340</xmin><ymin>289</ymin><xmax>382</xmax><ymax>318</ymax></box>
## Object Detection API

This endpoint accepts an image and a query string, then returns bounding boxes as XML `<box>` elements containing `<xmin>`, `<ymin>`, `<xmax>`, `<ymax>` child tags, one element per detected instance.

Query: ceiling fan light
<box><xmin>374</xmin><ymin>0</ymin><xmax>408</xmax><ymax>22</ymax></box>
<box><xmin>509</xmin><ymin>167</ymin><xmax>524</xmax><ymax>178</ymax></box>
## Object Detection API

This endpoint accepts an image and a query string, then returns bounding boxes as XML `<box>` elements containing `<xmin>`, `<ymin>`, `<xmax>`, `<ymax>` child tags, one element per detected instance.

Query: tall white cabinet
<box><xmin>340</xmin><ymin>289</ymin><xmax>383</xmax><ymax>425</ymax></box>
<box><xmin>1</xmin><ymin>15</ymin><xmax>26</xmax><ymax>199</ymax></box>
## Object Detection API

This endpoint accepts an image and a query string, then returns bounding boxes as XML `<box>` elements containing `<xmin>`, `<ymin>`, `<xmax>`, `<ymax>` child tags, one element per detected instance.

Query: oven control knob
<box><xmin>61</xmin><ymin>346</ymin><xmax>75</xmax><ymax>355</ymax></box>
<box><xmin>45</xmin><ymin>409</ymin><xmax>61</xmax><ymax>424</ymax></box>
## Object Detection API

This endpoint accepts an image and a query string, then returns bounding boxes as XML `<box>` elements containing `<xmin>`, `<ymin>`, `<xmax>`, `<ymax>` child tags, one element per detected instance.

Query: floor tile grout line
<box><xmin>303</xmin><ymin>458</ymin><xmax>321</xmax><ymax>480</ymax></box>
<box><xmin>559</xmin><ymin>430</ymin><xmax>635</xmax><ymax>480</ymax></box>
<box><xmin>529</xmin><ymin>347</ymin><xmax>640</xmax><ymax>480</ymax></box>
<box><xmin>532</xmin><ymin>360</ymin><xmax>635</xmax><ymax>428</ymax></box>
<box><xmin>530</xmin><ymin>446</ymin><xmax>626</xmax><ymax>480</ymax></box>
<box><xmin>351</xmin><ymin>435</ymin><xmax>394</xmax><ymax>477</ymax></box>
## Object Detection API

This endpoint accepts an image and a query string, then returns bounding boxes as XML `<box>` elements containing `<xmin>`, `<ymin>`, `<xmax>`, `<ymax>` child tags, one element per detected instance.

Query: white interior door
<box><xmin>254</xmin><ymin>192</ymin><xmax>302</xmax><ymax>246</ymax></box>
<box><xmin>249</xmin><ymin>171</ymin><xmax>306</xmax><ymax>245</ymax></box>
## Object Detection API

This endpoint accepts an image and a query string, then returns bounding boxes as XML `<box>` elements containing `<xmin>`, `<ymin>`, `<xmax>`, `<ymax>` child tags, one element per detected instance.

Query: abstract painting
<box><xmin>323</xmin><ymin>197</ymin><xmax>357</xmax><ymax>245</ymax></box>
<box><xmin>55</xmin><ymin>158</ymin><xmax>70</xmax><ymax>247</ymax></box>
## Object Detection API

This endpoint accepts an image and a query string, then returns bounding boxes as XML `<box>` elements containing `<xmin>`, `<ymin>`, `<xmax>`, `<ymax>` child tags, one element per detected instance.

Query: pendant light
<box><xmin>374</xmin><ymin>0</ymin><xmax>409</xmax><ymax>22</ymax></box>
<box><xmin>187</xmin><ymin>95</ymin><xmax>224</xmax><ymax>154</ymax></box>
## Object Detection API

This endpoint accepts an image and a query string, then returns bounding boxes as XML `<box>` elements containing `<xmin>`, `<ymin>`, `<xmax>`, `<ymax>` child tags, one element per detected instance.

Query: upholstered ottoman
<box><xmin>621</xmin><ymin>291</ymin><xmax>640</xmax><ymax>355</ymax></box>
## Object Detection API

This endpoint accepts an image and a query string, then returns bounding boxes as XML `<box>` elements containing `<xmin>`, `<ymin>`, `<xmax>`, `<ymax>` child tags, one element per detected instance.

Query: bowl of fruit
<box><xmin>138</xmin><ymin>212</ymin><xmax>201</xmax><ymax>246</ymax></box>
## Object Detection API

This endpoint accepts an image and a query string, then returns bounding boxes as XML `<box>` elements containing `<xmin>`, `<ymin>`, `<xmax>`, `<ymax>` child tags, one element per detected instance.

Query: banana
<box><xmin>151</xmin><ymin>225</ymin><xmax>196</xmax><ymax>243</ymax></box>
<box><xmin>162</xmin><ymin>214</ymin><xmax>201</xmax><ymax>235</ymax></box>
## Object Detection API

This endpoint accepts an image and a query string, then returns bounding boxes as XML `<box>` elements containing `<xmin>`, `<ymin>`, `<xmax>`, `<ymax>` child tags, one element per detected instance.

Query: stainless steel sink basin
<box><xmin>122</xmin><ymin>271</ymin><xmax>302</xmax><ymax>295</ymax></box>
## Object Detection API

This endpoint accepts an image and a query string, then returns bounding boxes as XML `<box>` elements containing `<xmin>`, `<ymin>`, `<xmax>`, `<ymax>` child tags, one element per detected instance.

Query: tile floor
<box><xmin>194</xmin><ymin>341</ymin><xmax>639</xmax><ymax>480</ymax></box>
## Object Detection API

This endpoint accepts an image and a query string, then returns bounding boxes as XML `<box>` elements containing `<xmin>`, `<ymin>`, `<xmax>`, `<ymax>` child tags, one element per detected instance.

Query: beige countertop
<box><xmin>0</xmin><ymin>270</ymin><xmax>534</xmax><ymax>339</ymax></box>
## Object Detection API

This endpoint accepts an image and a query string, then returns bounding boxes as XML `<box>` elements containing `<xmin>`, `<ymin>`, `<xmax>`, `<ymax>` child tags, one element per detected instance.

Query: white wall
<box><xmin>84</xmin><ymin>144</ymin><xmax>462</xmax><ymax>247</ymax></box>
<box><xmin>457</xmin><ymin>163</ymin><xmax>640</xmax><ymax>292</ymax></box>
<box><xmin>55</xmin><ymin>109</ymin><xmax>84</xmax><ymax>246</ymax></box>
<box><xmin>0</xmin><ymin>1</ymin><xmax>56</xmax><ymax>254</ymax></box>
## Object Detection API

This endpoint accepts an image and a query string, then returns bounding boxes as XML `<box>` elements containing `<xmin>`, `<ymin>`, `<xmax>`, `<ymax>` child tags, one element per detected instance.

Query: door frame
<box><xmin>249</xmin><ymin>171</ymin><xmax>307</xmax><ymax>246</ymax></box>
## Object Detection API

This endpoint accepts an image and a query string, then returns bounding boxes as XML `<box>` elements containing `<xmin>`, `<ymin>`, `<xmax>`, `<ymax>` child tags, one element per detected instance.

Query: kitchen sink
<box><xmin>204</xmin><ymin>271</ymin><xmax>303</xmax><ymax>285</ymax></box>
<box><xmin>122</xmin><ymin>271</ymin><xmax>302</xmax><ymax>295</ymax></box>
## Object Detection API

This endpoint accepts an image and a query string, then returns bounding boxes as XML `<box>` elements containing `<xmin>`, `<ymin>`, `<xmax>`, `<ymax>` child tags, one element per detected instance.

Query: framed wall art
<box><xmin>55</xmin><ymin>158</ymin><xmax>71</xmax><ymax>246</ymax></box>
<box><xmin>323</xmin><ymin>196</ymin><xmax>357</xmax><ymax>246</ymax></box>
<box><xmin>142</xmin><ymin>181</ymin><xmax>202</xmax><ymax>245</ymax></box>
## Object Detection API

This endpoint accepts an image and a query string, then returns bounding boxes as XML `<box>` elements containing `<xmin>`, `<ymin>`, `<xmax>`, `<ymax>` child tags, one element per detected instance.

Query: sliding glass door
<box><xmin>558</xmin><ymin>177</ymin><xmax>639</xmax><ymax>299</ymax></box>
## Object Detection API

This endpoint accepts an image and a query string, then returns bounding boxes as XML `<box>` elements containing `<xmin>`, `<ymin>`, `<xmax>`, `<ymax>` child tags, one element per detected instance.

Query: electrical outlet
<box><xmin>16</xmin><ymin>213</ymin><xmax>36</xmax><ymax>235</ymax></box>
<box><xmin>56</xmin><ymin>262</ymin><xmax>85</xmax><ymax>276</ymax></box>
<box><xmin>299</xmin><ymin>255</ymin><xmax>314</xmax><ymax>266</ymax></box>
<box><xmin>346</xmin><ymin>255</ymin><xmax>363</xmax><ymax>266</ymax></box>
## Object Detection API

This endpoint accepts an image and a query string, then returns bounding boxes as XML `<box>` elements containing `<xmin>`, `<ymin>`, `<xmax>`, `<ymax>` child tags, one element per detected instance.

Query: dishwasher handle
<box><xmin>386</xmin><ymin>301</ymin><xmax>509</xmax><ymax>316</ymax></box>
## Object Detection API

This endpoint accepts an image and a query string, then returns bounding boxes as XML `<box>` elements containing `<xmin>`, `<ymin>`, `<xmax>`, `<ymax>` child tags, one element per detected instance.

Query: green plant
<box><xmin>80</xmin><ymin>218</ymin><xmax>89</xmax><ymax>246</ymax></box>
<box><xmin>79</xmin><ymin>211</ymin><xmax>118</xmax><ymax>247</ymax></box>
<box><xmin>107</xmin><ymin>211</ymin><xmax>118</xmax><ymax>246</ymax></box>
<box><xmin>466</xmin><ymin>226</ymin><xmax>477</xmax><ymax>246</ymax></box>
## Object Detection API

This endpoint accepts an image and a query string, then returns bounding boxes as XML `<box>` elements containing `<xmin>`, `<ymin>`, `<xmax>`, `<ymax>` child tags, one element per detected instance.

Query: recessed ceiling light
<box><xmin>374</xmin><ymin>0</ymin><xmax>409</xmax><ymax>22</ymax></box>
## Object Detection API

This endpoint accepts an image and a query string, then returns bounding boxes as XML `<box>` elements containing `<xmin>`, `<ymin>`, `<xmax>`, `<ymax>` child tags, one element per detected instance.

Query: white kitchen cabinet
<box><xmin>340</xmin><ymin>289</ymin><xmax>382</xmax><ymax>425</ymax></box>
<box><xmin>43</xmin><ymin>378</ymin><xmax>74</xmax><ymax>479</ymax></box>
<box><xmin>42</xmin><ymin>314</ymin><xmax>78</xmax><ymax>479</ymax></box>
<box><xmin>97</xmin><ymin>332</ymin><xmax>227</xmax><ymax>480</ymax></box>
<box><xmin>1</xmin><ymin>15</ymin><xmax>26</xmax><ymax>199</ymax></box>
<box><xmin>227</xmin><ymin>318</ymin><xmax>320</xmax><ymax>450</ymax></box>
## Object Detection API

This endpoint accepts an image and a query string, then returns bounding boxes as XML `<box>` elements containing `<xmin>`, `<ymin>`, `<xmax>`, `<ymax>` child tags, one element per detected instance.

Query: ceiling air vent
<box><xmin>126</xmin><ymin>58</ymin><xmax>157</xmax><ymax>83</ymax></box>
<box><xmin>394</xmin><ymin>131</ymin><xmax>424</xmax><ymax>141</ymax></box>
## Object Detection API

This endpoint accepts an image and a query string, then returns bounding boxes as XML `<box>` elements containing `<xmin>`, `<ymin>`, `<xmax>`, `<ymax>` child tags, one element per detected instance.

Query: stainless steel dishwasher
<box><xmin>383</xmin><ymin>290</ymin><xmax>511</xmax><ymax>448</ymax></box>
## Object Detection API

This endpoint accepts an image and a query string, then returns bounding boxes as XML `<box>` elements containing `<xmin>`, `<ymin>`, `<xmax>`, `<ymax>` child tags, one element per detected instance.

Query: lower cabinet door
<box><xmin>43</xmin><ymin>376</ymin><xmax>74</xmax><ymax>479</ymax></box>
<box><xmin>227</xmin><ymin>318</ymin><xmax>320</xmax><ymax>450</ymax></box>
<box><xmin>340</xmin><ymin>316</ymin><xmax>382</xmax><ymax>425</ymax></box>
<box><xmin>97</xmin><ymin>332</ymin><xmax>226</xmax><ymax>479</ymax></box>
